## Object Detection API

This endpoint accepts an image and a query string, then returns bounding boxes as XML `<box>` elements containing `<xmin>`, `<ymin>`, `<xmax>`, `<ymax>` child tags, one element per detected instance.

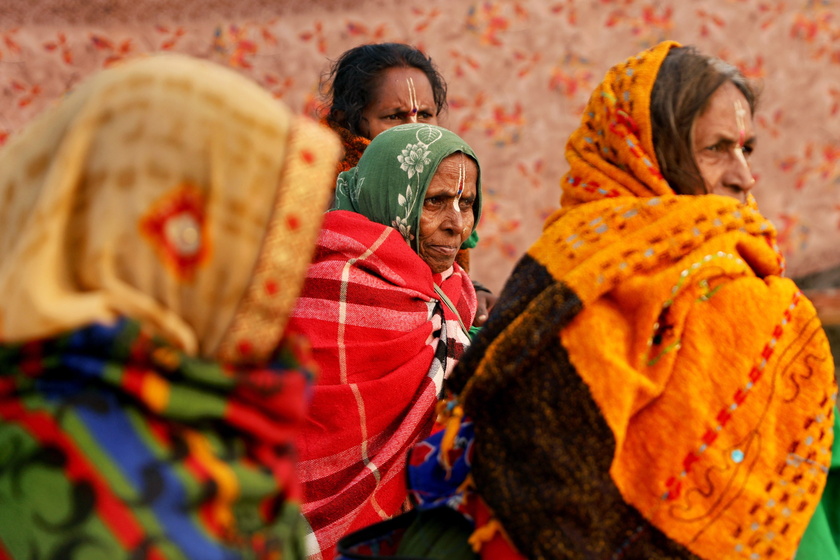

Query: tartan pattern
<box><xmin>289</xmin><ymin>210</ymin><xmax>476</xmax><ymax>560</ymax></box>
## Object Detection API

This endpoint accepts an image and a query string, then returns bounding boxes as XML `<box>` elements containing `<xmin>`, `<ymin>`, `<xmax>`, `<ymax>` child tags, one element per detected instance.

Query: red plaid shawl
<box><xmin>288</xmin><ymin>210</ymin><xmax>476</xmax><ymax>560</ymax></box>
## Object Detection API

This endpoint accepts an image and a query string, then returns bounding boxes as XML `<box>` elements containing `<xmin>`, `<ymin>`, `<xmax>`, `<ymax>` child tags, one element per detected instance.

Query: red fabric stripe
<box><xmin>0</xmin><ymin>402</ymin><xmax>167</xmax><ymax>560</ymax></box>
<box><xmin>290</xmin><ymin>211</ymin><xmax>476</xmax><ymax>559</ymax></box>
<box><xmin>182</xmin><ymin>453</ymin><xmax>224</xmax><ymax>537</ymax></box>
<box><xmin>120</xmin><ymin>365</ymin><xmax>146</xmax><ymax>399</ymax></box>
<box><xmin>0</xmin><ymin>537</ymin><xmax>13</xmax><ymax>560</ymax></box>
<box><xmin>291</xmin><ymin>299</ymin><xmax>431</xmax><ymax>333</ymax></box>
<box><xmin>301</xmin><ymin>392</ymin><xmax>435</xmax><ymax>503</ymax></box>
<box><xmin>295</xmin><ymin>276</ymin><xmax>433</xmax><ymax>313</ymax></box>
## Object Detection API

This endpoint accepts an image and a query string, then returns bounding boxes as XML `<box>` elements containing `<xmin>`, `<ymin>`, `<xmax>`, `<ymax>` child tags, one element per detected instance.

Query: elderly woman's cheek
<box><xmin>462</xmin><ymin>211</ymin><xmax>475</xmax><ymax>242</ymax></box>
<box><xmin>418</xmin><ymin>209</ymin><xmax>435</xmax><ymax>242</ymax></box>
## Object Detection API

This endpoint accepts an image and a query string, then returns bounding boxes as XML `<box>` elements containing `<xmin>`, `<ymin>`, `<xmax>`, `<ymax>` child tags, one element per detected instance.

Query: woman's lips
<box><xmin>429</xmin><ymin>245</ymin><xmax>458</xmax><ymax>256</ymax></box>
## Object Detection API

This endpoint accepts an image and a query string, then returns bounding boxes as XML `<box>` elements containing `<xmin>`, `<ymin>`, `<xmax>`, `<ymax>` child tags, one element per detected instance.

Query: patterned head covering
<box><xmin>560</xmin><ymin>40</ymin><xmax>678</xmax><ymax>208</ymax></box>
<box><xmin>333</xmin><ymin>123</ymin><xmax>482</xmax><ymax>255</ymax></box>
<box><xmin>441</xmin><ymin>41</ymin><xmax>835</xmax><ymax>560</ymax></box>
<box><xmin>0</xmin><ymin>54</ymin><xmax>341</xmax><ymax>363</ymax></box>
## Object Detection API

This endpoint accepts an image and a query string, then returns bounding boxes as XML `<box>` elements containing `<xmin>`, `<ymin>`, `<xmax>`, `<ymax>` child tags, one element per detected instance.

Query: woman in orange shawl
<box><xmin>382</xmin><ymin>41</ymin><xmax>837</xmax><ymax>560</ymax></box>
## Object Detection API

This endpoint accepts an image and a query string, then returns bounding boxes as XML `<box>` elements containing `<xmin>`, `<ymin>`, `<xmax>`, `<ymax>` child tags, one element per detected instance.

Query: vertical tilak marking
<box><xmin>733</xmin><ymin>100</ymin><xmax>749</xmax><ymax>168</ymax></box>
<box><xmin>733</xmin><ymin>99</ymin><xmax>751</xmax><ymax>202</ymax></box>
<box><xmin>453</xmin><ymin>152</ymin><xmax>466</xmax><ymax>212</ymax></box>
<box><xmin>734</xmin><ymin>99</ymin><xmax>747</xmax><ymax>149</ymax></box>
<box><xmin>407</xmin><ymin>77</ymin><xmax>418</xmax><ymax>121</ymax></box>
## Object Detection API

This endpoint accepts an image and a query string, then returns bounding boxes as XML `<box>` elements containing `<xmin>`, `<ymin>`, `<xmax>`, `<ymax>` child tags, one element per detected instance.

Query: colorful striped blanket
<box><xmin>289</xmin><ymin>210</ymin><xmax>475</xmax><ymax>560</ymax></box>
<box><xmin>0</xmin><ymin>317</ymin><xmax>314</xmax><ymax>559</ymax></box>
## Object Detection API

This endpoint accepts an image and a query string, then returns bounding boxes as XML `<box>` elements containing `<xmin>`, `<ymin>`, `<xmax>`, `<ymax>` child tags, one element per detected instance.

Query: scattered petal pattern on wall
<box><xmin>2</xmin><ymin>0</ymin><xmax>839</xmax><ymax>292</ymax></box>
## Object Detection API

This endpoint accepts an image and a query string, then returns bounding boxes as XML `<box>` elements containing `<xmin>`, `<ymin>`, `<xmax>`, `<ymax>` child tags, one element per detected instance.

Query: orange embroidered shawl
<box><xmin>448</xmin><ymin>41</ymin><xmax>836</xmax><ymax>560</ymax></box>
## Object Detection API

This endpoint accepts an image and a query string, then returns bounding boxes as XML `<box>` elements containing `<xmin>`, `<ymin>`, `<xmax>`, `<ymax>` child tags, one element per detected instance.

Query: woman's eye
<box><xmin>385</xmin><ymin>114</ymin><xmax>401</xmax><ymax>121</ymax></box>
<box><xmin>425</xmin><ymin>196</ymin><xmax>443</xmax><ymax>206</ymax></box>
<box><xmin>418</xmin><ymin>112</ymin><xmax>435</xmax><ymax>120</ymax></box>
<box><xmin>459</xmin><ymin>198</ymin><xmax>474</xmax><ymax>211</ymax></box>
<box><xmin>742</xmin><ymin>144</ymin><xmax>755</xmax><ymax>157</ymax></box>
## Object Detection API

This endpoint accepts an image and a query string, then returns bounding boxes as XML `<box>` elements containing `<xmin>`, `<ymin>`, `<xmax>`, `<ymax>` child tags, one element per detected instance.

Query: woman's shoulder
<box><xmin>320</xmin><ymin>210</ymin><xmax>409</xmax><ymax>255</ymax></box>
<box><xmin>314</xmin><ymin>211</ymin><xmax>434</xmax><ymax>291</ymax></box>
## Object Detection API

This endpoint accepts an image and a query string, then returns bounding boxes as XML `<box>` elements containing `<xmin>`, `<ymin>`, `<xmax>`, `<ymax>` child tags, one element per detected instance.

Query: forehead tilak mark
<box><xmin>733</xmin><ymin>99</ymin><xmax>749</xmax><ymax>168</ymax></box>
<box><xmin>734</xmin><ymin>99</ymin><xmax>747</xmax><ymax>148</ymax></box>
<box><xmin>406</xmin><ymin>77</ymin><xmax>419</xmax><ymax>121</ymax></box>
<box><xmin>453</xmin><ymin>152</ymin><xmax>465</xmax><ymax>212</ymax></box>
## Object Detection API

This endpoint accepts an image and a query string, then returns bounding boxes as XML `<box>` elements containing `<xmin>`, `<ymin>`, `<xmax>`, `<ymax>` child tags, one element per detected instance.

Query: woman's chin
<box><xmin>423</xmin><ymin>257</ymin><xmax>456</xmax><ymax>275</ymax></box>
<box><xmin>421</xmin><ymin>244</ymin><xmax>460</xmax><ymax>273</ymax></box>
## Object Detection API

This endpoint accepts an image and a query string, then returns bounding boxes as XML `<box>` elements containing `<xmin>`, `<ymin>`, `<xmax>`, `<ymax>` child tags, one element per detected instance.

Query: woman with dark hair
<box><xmin>338</xmin><ymin>41</ymin><xmax>837</xmax><ymax>560</ymax></box>
<box><xmin>320</xmin><ymin>42</ymin><xmax>496</xmax><ymax>326</ymax></box>
<box><xmin>322</xmin><ymin>42</ymin><xmax>448</xmax><ymax>163</ymax></box>
<box><xmin>650</xmin><ymin>45</ymin><xmax>759</xmax><ymax>198</ymax></box>
<box><xmin>289</xmin><ymin>124</ymin><xmax>482</xmax><ymax>560</ymax></box>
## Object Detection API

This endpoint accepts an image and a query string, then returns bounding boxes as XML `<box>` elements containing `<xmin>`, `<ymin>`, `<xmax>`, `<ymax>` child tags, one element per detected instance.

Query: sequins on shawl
<box><xmin>140</xmin><ymin>182</ymin><xmax>209</xmax><ymax>281</ymax></box>
<box><xmin>648</xmin><ymin>290</ymin><xmax>835</xmax><ymax>559</ymax></box>
<box><xmin>541</xmin><ymin>195</ymin><xmax>771</xmax><ymax>301</ymax></box>
<box><xmin>534</xmin><ymin>193</ymin><xmax>827</xmax><ymax>559</ymax></box>
<box><xmin>662</xmin><ymin>292</ymin><xmax>804</xmax><ymax>500</ymax></box>
<box><xmin>609</xmin><ymin>296</ymin><xmax>835</xmax><ymax>560</ymax></box>
<box><xmin>727</xmin><ymin>405</ymin><xmax>835</xmax><ymax>558</ymax></box>
<box><xmin>220</xmin><ymin>136</ymin><xmax>333</xmax><ymax>363</ymax></box>
<box><xmin>562</xmin><ymin>43</ymin><xmax>671</xmax><ymax>204</ymax></box>
<box><xmin>644</xmin><ymin>252</ymin><xmax>750</xmax><ymax>366</ymax></box>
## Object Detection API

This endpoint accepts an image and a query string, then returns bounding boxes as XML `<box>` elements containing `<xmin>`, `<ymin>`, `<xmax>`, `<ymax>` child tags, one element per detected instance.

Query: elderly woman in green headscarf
<box><xmin>286</xmin><ymin>123</ymin><xmax>482</xmax><ymax>560</ymax></box>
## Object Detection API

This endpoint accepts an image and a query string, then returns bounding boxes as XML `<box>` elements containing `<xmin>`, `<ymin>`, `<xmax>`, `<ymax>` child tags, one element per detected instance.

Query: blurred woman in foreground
<box><xmin>0</xmin><ymin>54</ymin><xmax>340</xmax><ymax>559</ymax></box>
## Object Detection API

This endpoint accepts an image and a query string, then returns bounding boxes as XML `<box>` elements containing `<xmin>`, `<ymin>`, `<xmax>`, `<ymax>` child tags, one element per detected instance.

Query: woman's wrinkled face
<box><xmin>419</xmin><ymin>153</ymin><xmax>478</xmax><ymax>274</ymax></box>
<box><xmin>692</xmin><ymin>81</ymin><xmax>757</xmax><ymax>202</ymax></box>
<box><xmin>359</xmin><ymin>67</ymin><xmax>438</xmax><ymax>140</ymax></box>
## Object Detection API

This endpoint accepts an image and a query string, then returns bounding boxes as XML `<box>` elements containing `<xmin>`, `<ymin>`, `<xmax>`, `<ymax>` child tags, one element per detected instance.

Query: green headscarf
<box><xmin>334</xmin><ymin>123</ymin><xmax>482</xmax><ymax>254</ymax></box>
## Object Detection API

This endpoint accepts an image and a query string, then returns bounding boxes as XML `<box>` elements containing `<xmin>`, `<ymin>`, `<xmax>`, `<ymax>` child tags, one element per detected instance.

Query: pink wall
<box><xmin>2</xmin><ymin>0</ymin><xmax>839</xmax><ymax>293</ymax></box>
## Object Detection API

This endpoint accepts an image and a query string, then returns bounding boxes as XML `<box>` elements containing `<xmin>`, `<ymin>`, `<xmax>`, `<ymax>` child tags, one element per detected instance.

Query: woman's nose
<box><xmin>445</xmin><ymin>201</ymin><xmax>464</xmax><ymax>231</ymax></box>
<box><xmin>727</xmin><ymin>147</ymin><xmax>755</xmax><ymax>194</ymax></box>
